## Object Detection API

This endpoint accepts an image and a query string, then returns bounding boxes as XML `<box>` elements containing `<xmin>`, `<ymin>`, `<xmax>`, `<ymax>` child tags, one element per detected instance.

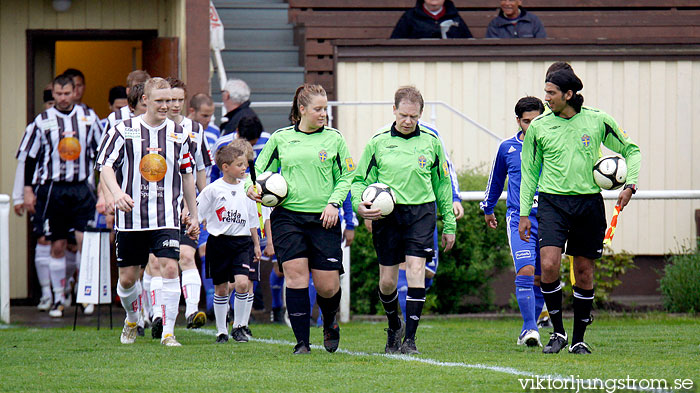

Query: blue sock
<box><xmin>308</xmin><ymin>276</ymin><xmax>317</xmax><ymax>315</ymax></box>
<box><xmin>533</xmin><ymin>284</ymin><xmax>545</xmax><ymax>322</ymax></box>
<box><xmin>269</xmin><ymin>270</ymin><xmax>284</xmax><ymax>310</ymax></box>
<box><xmin>200</xmin><ymin>255</ymin><xmax>215</xmax><ymax>313</ymax></box>
<box><xmin>515</xmin><ymin>275</ymin><xmax>537</xmax><ymax>332</ymax></box>
<box><xmin>397</xmin><ymin>269</ymin><xmax>408</xmax><ymax>320</ymax></box>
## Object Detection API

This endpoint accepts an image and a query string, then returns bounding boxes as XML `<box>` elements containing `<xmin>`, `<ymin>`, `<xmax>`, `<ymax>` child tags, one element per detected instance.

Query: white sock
<box><xmin>142</xmin><ymin>272</ymin><xmax>153</xmax><ymax>318</ymax></box>
<box><xmin>117</xmin><ymin>281</ymin><xmax>140</xmax><ymax>324</ymax></box>
<box><xmin>214</xmin><ymin>294</ymin><xmax>229</xmax><ymax>336</ymax></box>
<box><xmin>181</xmin><ymin>268</ymin><xmax>201</xmax><ymax>317</ymax></box>
<box><xmin>65</xmin><ymin>250</ymin><xmax>78</xmax><ymax>285</ymax></box>
<box><xmin>233</xmin><ymin>292</ymin><xmax>247</xmax><ymax>328</ymax></box>
<box><xmin>150</xmin><ymin>276</ymin><xmax>163</xmax><ymax>320</ymax></box>
<box><xmin>35</xmin><ymin>244</ymin><xmax>52</xmax><ymax>299</ymax></box>
<box><xmin>161</xmin><ymin>277</ymin><xmax>181</xmax><ymax>338</ymax></box>
<box><xmin>243</xmin><ymin>292</ymin><xmax>254</xmax><ymax>327</ymax></box>
<box><xmin>135</xmin><ymin>280</ymin><xmax>144</xmax><ymax>327</ymax></box>
<box><xmin>49</xmin><ymin>256</ymin><xmax>66</xmax><ymax>303</ymax></box>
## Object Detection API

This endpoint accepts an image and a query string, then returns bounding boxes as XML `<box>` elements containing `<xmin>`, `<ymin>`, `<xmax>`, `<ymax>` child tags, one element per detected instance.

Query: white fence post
<box><xmin>0</xmin><ymin>195</ymin><xmax>10</xmax><ymax>324</ymax></box>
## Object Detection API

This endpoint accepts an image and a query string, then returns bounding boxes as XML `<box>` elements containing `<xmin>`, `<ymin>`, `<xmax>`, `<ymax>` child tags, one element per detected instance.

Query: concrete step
<box><xmin>221</xmin><ymin>46</ymin><xmax>299</xmax><ymax>68</ymax></box>
<box><xmin>216</xmin><ymin>6</ymin><xmax>289</xmax><ymax>27</ymax></box>
<box><xmin>225</xmin><ymin>27</ymin><xmax>294</xmax><ymax>46</ymax></box>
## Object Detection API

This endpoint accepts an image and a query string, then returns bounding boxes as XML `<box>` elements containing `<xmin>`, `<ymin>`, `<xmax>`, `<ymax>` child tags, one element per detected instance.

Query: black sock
<box><xmin>404</xmin><ymin>287</ymin><xmax>426</xmax><ymax>340</ymax></box>
<box><xmin>316</xmin><ymin>288</ymin><xmax>341</xmax><ymax>330</ymax></box>
<box><xmin>540</xmin><ymin>280</ymin><xmax>565</xmax><ymax>336</ymax></box>
<box><xmin>379</xmin><ymin>288</ymin><xmax>401</xmax><ymax>331</ymax></box>
<box><xmin>286</xmin><ymin>287</ymin><xmax>310</xmax><ymax>345</ymax></box>
<box><xmin>572</xmin><ymin>286</ymin><xmax>594</xmax><ymax>345</ymax></box>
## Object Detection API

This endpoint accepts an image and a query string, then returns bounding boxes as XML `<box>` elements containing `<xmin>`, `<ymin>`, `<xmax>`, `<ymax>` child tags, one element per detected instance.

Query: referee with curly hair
<box><xmin>519</xmin><ymin>68</ymin><xmax>641</xmax><ymax>354</ymax></box>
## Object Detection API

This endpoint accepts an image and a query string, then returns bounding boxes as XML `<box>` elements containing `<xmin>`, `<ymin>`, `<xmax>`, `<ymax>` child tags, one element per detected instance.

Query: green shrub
<box><xmin>560</xmin><ymin>246</ymin><xmax>636</xmax><ymax>306</ymax></box>
<box><xmin>659</xmin><ymin>241</ymin><xmax>700</xmax><ymax>313</ymax></box>
<box><xmin>349</xmin><ymin>166</ymin><xmax>512</xmax><ymax>314</ymax></box>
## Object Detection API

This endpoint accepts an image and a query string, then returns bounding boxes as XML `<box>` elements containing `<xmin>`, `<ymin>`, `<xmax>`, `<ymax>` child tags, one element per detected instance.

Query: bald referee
<box><xmin>519</xmin><ymin>68</ymin><xmax>641</xmax><ymax>354</ymax></box>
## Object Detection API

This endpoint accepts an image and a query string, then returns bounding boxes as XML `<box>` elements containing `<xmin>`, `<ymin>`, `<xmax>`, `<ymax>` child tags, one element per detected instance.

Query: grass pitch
<box><xmin>1</xmin><ymin>314</ymin><xmax>698</xmax><ymax>392</ymax></box>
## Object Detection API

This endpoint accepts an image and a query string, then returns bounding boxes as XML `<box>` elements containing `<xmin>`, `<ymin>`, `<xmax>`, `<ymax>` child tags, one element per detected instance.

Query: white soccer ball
<box><xmin>256</xmin><ymin>171</ymin><xmax>288</xmax><ymax>207</ymax></box>
<box><xmin>593</xmin><ymin>155</ymin><xmax>627</xmax><ymax>190</ymax></box>
<box><xmin>361</xmin><ymin>183</ymin><xmax>396</xmax><ymax>217</ymax></box>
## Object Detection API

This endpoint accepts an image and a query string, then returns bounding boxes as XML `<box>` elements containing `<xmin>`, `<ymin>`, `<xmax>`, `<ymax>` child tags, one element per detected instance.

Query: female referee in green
<box><xmin>519</xmin><ymin>68</ymin><xmax>641</xmax><ymax>355</ymax></box>
<box><xmin>352</xmin><ymin>86</ymin><xmax>456</xmax><ymax>355</ymax></box>
<box><xmin>246</xmin><ymin>84</ymin><xmax>355</xmax><ymax>354</ymax></box>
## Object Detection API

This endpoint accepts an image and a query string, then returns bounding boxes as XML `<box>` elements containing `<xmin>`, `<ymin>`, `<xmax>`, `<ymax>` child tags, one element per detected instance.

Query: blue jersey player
<box><xmin>481</xmin><ymin>96</ymin><xmax>546</xmax><ymax>347</ymax></box>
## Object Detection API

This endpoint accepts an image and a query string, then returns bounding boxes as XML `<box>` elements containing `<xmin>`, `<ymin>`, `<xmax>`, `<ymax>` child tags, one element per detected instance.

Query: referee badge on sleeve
<box><xmin>345</xmin><ymin>157</ymin><xmax>355</xmax><ymax>171</ymax></box>
<box><xmin>442</xmin><ymin>161</ymin><xmax>449</xmax><ymax>177</ymax></box>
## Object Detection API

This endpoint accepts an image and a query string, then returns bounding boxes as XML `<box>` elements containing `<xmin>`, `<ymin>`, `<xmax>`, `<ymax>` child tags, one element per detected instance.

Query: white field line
<box><xmin>190</xmin><ymin>328</ymin><xmax>671</xmax><ymax>392</ymax></box>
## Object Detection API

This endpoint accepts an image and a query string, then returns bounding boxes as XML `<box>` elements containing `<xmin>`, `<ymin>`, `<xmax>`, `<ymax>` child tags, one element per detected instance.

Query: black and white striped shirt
<box><xmin>180</xmin><ymin>117</ymin><xmax>213</xmax><ymax>174</ymax></box>
<box><xmin>96</xmin><ymin>115</ymin><xmax>194</xmax><ymax>231</ymax></box>
<box><xmin>21</xmin><ymin>105</ymin><xmax>103</xmax><ymax>184</ymax></box>
<box><xmin>105</xmin><ymin>105</ymin><xmax>133</xmax><ymax>132</ymax></box>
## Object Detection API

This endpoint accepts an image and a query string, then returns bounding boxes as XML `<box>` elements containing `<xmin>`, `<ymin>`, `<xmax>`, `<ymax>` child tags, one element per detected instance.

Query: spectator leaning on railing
<box><xmin>486</xmin><ymin>0</ymin><xmax>546</xmax><ymax>39</ymax></box>
<box><xmin>391</xmin><ymin>0</ymin><xmax>473</xmax><ymax>39</ymax></box>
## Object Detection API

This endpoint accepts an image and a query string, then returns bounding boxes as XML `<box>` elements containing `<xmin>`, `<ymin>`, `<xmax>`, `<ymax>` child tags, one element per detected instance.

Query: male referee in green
<box><xmin>519</xmin><ymin>68</ymin><xmax>641</xmax><ymax>354</ymax></box>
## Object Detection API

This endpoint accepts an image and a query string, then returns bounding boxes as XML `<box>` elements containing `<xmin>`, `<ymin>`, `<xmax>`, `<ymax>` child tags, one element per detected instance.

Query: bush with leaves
<box><xmin>659</xmin><ymin>241</ymin><xmax>700</xmax><ymax>313</ymax></box>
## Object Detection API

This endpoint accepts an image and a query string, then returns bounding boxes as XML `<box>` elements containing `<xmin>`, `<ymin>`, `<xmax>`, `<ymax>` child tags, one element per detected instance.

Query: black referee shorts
<box><xmin>536</xmin><ymin>192</ymin><xmax>607</xmax><ymax>260</ymax></box>
<box><xmin>270</xmin><ymin>206</ymin><xmax>343</xmax><ymax>274</ymax></box>
<box><xmin>44</xmin><ymin>181</ymin><xmax>96</xmax><ymax>241</ymax></box>
<box><xmin>372</xmin><ymin>202</ymin><xmax>436</xmax><ymax>266</ymax></box>
<box><xmin>206</xmin><ymin>234</ymin><xmax>252</xmax><ymax>285</ymax></box>
<box><xmin>115</xmin><ymin>228</ymin><xmax>180</xmax><ymax>268</ymax></box>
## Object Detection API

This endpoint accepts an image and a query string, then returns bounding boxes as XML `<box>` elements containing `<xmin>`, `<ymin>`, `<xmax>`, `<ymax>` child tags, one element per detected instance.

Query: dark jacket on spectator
<box><xmin>391</xmin><ymin>0</ymin><xmax>473</xmax><ymax>39</ymax></box>
<box><xmin>220</xmin><ymin>100</ymin><xmax>260</xmax><ymax>136</ymax></box>
<box><xmin>485</xmin><ymin>7</ymin><xmax>546</xmax><ymax>38</ymax></box>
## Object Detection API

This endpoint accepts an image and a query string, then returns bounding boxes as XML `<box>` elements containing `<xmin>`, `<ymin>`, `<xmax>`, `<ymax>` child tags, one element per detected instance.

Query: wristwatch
<box><xmin>330</xmin><ymin>202</ymin><xmax>340</xmax><ymax>208</ymax></box>
<box><xmin>623</xmin><ymin>184</ymin><xmax>637</xmax><ymax>194</ymax></box>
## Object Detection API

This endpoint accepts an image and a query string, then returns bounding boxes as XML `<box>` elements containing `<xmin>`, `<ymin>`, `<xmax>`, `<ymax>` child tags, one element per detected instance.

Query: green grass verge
<box><xmin>0</xmin><ymin>314</ymin><xmax>698</xmax><ymax>392</ymax></box>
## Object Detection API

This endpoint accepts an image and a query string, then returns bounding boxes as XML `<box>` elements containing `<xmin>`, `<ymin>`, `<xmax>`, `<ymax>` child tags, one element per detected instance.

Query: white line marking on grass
<box><xmin>190</xmin><ymin>328</ymin><xmax>671</xmax><ymax>392</ymax></box>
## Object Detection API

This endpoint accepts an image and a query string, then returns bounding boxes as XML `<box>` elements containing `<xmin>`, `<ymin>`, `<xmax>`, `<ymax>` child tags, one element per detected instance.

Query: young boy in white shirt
<box><xmin>197</xmin><ymin>144</ymin><xmax>261</xmax><ymax>343</ymax></box>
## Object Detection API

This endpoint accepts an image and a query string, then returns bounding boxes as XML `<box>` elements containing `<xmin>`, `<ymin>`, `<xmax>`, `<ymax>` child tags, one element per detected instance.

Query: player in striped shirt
<box><xmin>13</xmin><ymin>88</ymin><xmax>55</xmax><ymax>312</ymax></box>
<box><xmin>166</xmin><ymin>78</ymin><xmax>212</xmax><ymax>329</ymax></box>
<box><xmin>100</xmin><ymin>86</ymin><xmax>128</xmax><ymax>130</ymax></box>
<box><xmin>103</xmin><ymin>70</ymin><xmax>151</xmax><ymax>133</ymax></box>
<box><xmin>96</xmin><ymin>77</ymin><xmax>199</xmax><ymax>346</ymax></box>
<box><xmin>20</xmin><ymin>74</ymin><xmax>104</xmax><ymax>318</ymax></box>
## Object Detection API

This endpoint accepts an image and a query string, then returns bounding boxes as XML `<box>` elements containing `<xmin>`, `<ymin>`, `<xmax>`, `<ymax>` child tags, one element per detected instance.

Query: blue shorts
<box><xmin>426</xmin><ymin>226</ymin><xmax>439</xmax><ymax>274</ymax></box>
<box><xmin>506</xmin><ymin>211</ymin><xmax>540</xmax><ymax>275</ymax></box>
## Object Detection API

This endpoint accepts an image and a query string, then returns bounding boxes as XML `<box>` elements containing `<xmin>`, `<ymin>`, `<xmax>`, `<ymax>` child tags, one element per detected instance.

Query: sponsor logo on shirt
<box><xmin>289</xmin><ymin>140</ymin><xmax>300</xmax><ymax>144</ymax></box>
<box><xmin>215</xmin><ymin>207</ymin><xmax>247</xmax><ymax>224</ymax></box>
<box><xmin>319</xmin><ymin>150</ymin><xmax>328</xmax><ymax>162</ymax></box>
<box><xmin>581</xmin><ymin>134</ymin><xmax>591</xmax><ymax>147</ymax></box>
<box><xmin>551</xmin><ymin>125</ymin><xmax>561</xmax><ymax>130</ymax></box>
<box><xmin>418</xmin><ymin>155</ymin><xmax>427</xmax><ymax>169</ymax></box>
<box><xmin>385</xmin><ymin>144</ymin><xmax>398</xmax><ymax>149</ymax></box>
<box><xmin>124</xmin><ymin>127</ymin><xmax>141</xmax><ymax>139</ymax></box>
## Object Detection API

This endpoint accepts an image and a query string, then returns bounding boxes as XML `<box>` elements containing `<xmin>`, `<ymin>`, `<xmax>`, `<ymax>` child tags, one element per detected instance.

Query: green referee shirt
<box><xmin>246</xmin><ymin>124</ymin><xmax>355</xmax><ymax>213</ymax></box>
<box><xmin>351</xmin><ymin>123</ymin><xmax>456</xmax><ymax>234</ymax></box>
<box><xmin>520</xmin><ymin>107</ymin><xmax>642</xmax><ymax>216</ymax></box>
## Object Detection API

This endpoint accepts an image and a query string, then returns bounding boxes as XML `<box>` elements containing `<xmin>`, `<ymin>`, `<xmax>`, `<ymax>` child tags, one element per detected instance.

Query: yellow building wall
<box><xmin>0</xmin><ymin>0</ymin><xmax>185</xmax><ymax>298</ymax></box>
<box><xmin>337</xmin><ymin>60</ymin><xmax>700</xmax><ymax>255</ymax></box>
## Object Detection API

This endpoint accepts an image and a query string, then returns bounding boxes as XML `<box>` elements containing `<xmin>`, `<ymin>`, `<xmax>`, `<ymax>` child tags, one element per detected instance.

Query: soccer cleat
<box><xmin>293</xmin><ymin>341</ymin><xmax>310</xmax><ymax>354</ymax></box>
<box><xmin>323</xmin><ymin>321</ymin><xmax>340</xmax><ymax>353</ymax></box>
<box><xmin>161</xmin><ymin>334</ymin><xmax>181</xmax><ymax>347</ymax></box>
<box><xmin>399</xmin><ymin>338</ymin><xmax>420</xmax><ymax>355</ymax></box>
<box><xmin>384</xmin><ymin>319</ymin><xmax>405</xmax><ymax>354</ymax></box>
<box><xmin>37</xmin><ymin>296</ymin><xmax>52</xmax><ymax>311</ymax></box>
<box><xmin>83</xmin><ymin>303</ymin><xmax>95</xmax><ymax>315</ymax></box>
<box><xmin>120</xmin><ymin>321</ymin><xmax>138</xmax><ymax>344</ymax></box>
<box><xmin>537</xmin><ymin>315</ymin><xmax>553</xmax><ymax>329</ymax></box>
<box><xmin>568</xmin><ymin>342</ymin><xmax>592</xmax><ymax>354</ymax></box>
<box><xmin>151</xmin><ymin>317</ymin><xmax>163</xmax><ymax>339</ymax></box>
<box><xmin>48</xmin><ymin>302</ymin><xmax>65</xmax><ymax>318</ymax></box>
<box><xmin>543</xmin><ymin>332</ymin><xmax>568</xmax><ymax>354</ymax></box>
<box><xmin>186</xmin><ymin>311</ymin><xmax>207</xmax><ymax>329</ymax></box>
<box><xmin>242</xmin><ymin>326</ymin><xmax>253</xmax><ymax>339</ymax></box>
<box><xmin>216</xmin><ymin>333</ymin><xmax>229</xmax><ymax>344</ymax></box>
<box><xmin>230</xmin><ymin>327</ymin><xmax>249</xmax><ymax>343</ymax></box>
<box><xmin>517</xmin><ymin>329</ymin><xmax>542</xmax><ymax>347</ymax></box>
